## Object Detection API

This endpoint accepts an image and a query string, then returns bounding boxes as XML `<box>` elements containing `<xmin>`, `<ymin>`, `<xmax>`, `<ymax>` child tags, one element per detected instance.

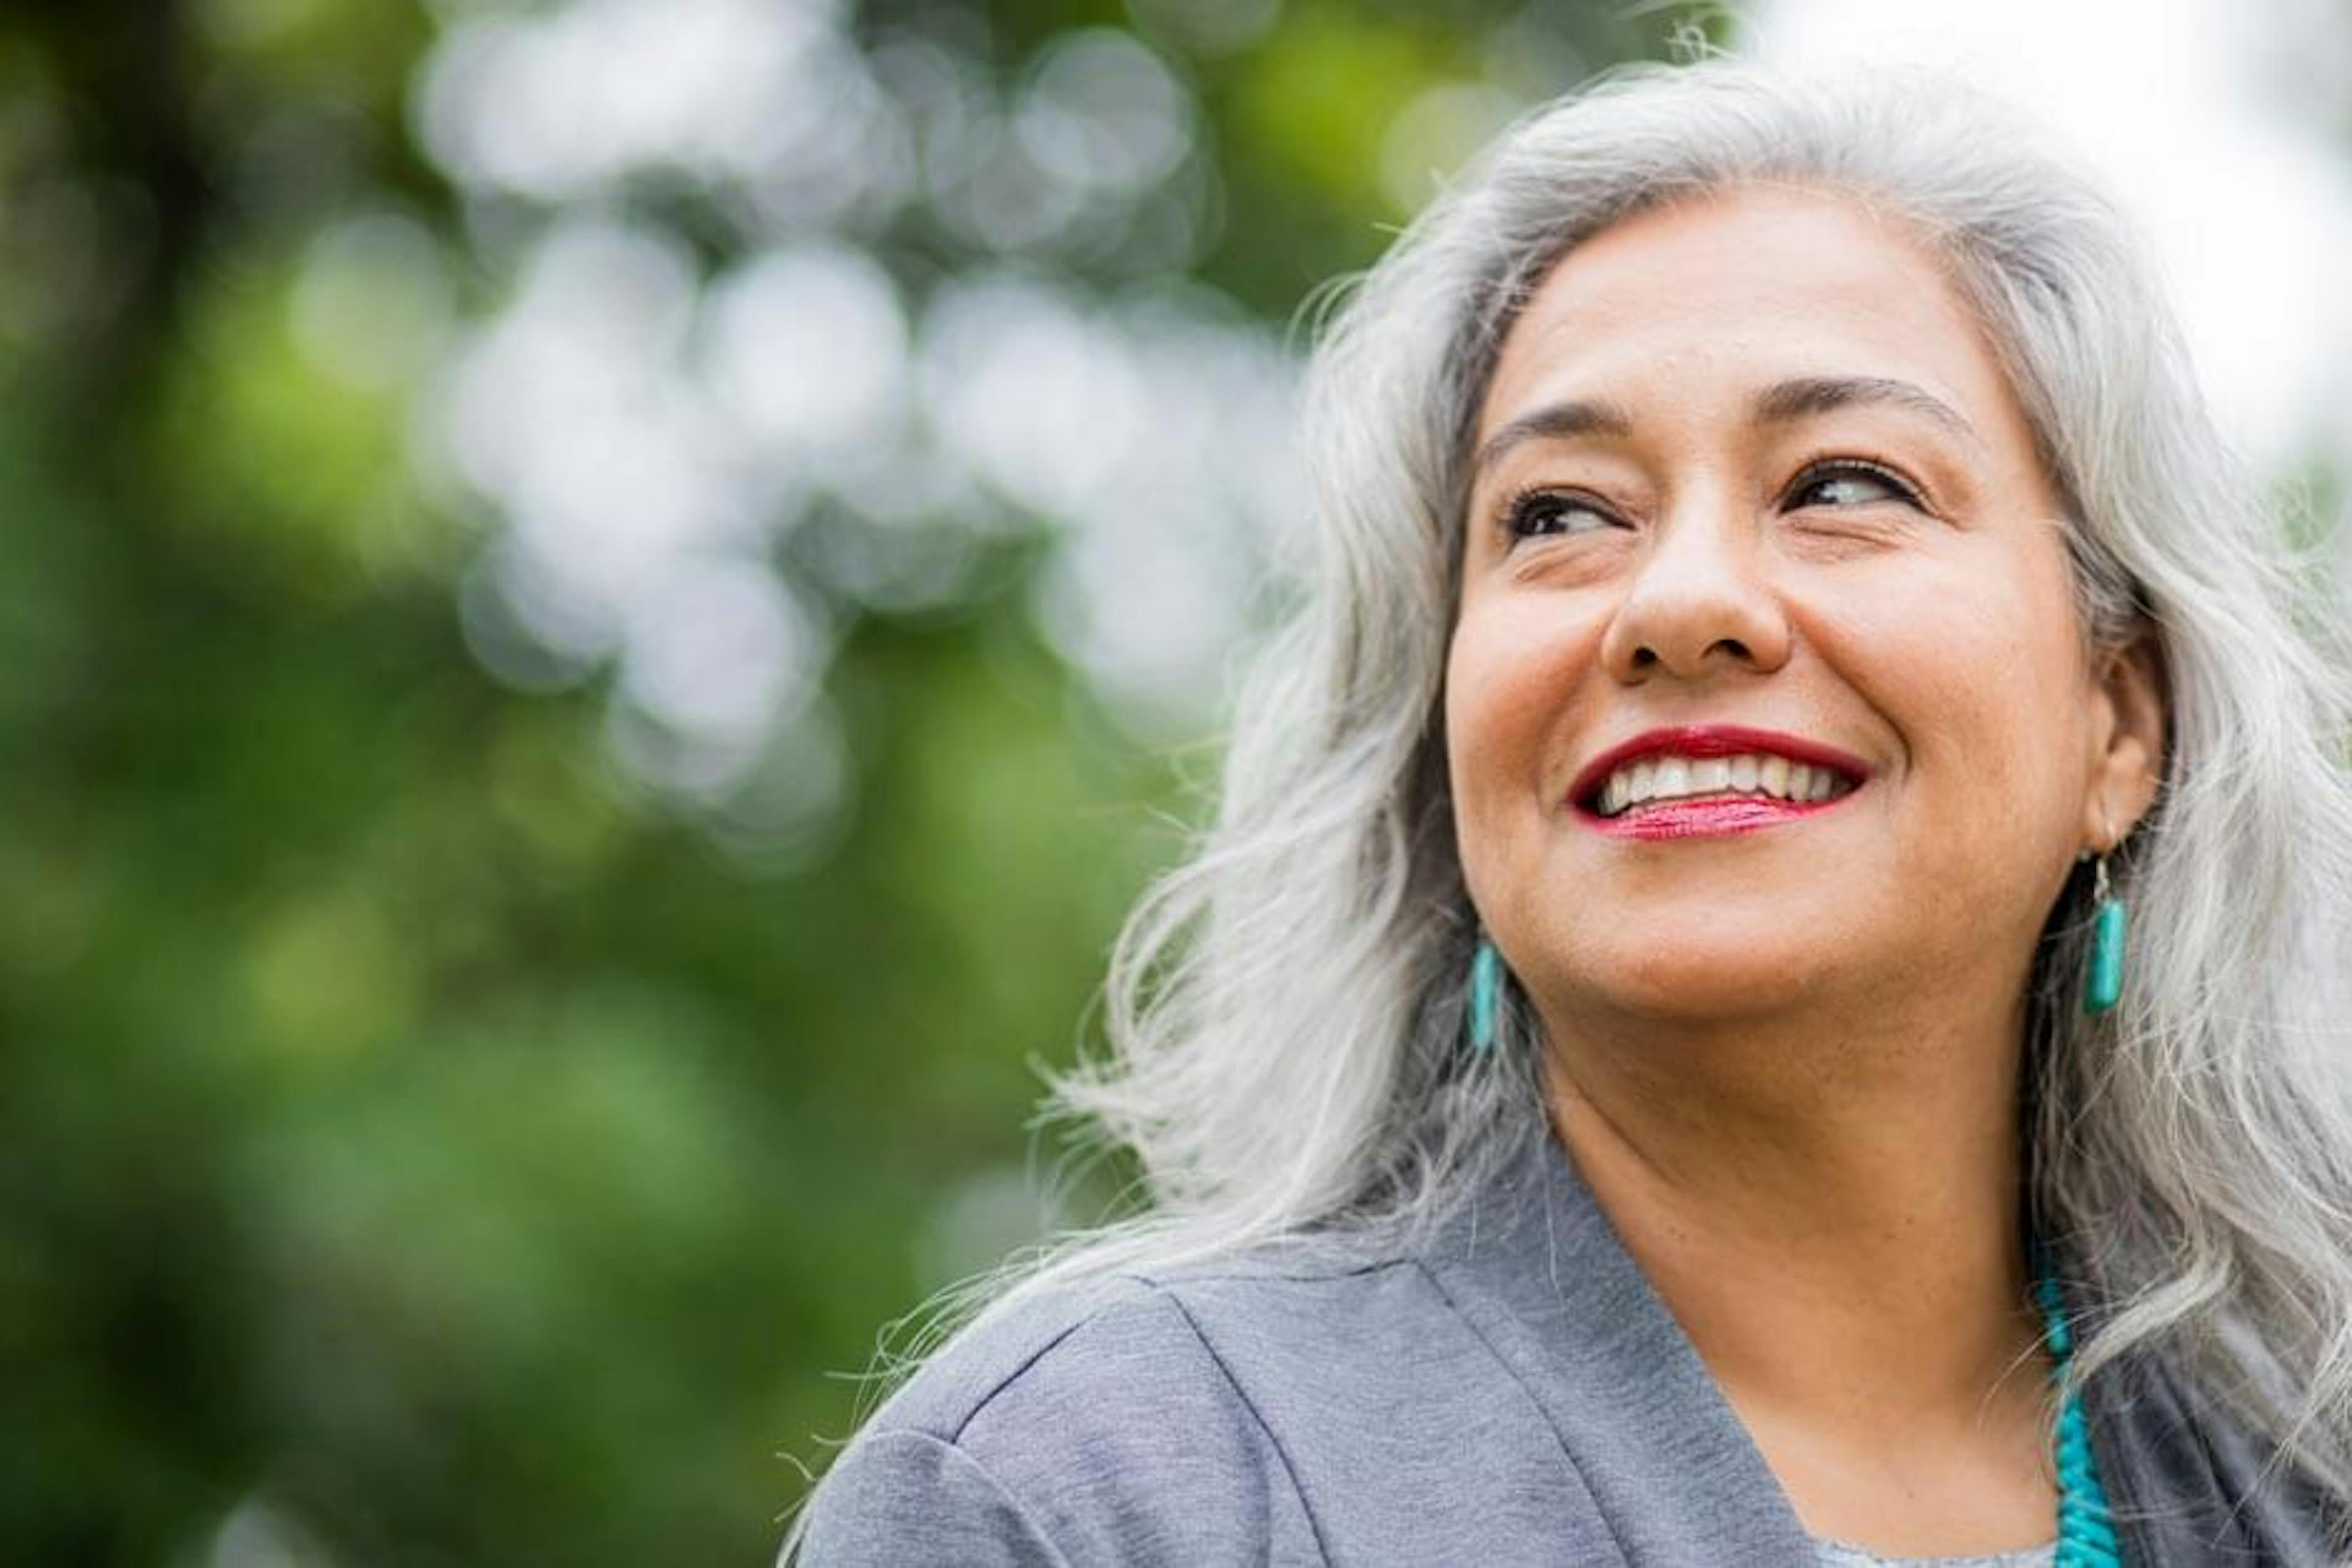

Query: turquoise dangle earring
<box><xmin>1466</xmin><ymin>936</ymin><xmax>1503</xmax><ymax>1055</ymax></box>
<box><xmin>2081</xmin><ymin>849</ymin><xmax>2127</xmax><ymax>1016</ymax></box>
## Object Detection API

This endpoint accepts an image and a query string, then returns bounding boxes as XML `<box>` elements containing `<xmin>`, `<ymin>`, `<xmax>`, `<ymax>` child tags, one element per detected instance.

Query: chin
<box><xmin>1540</xmin><ymin>925</ymin><xmax>1845</xmax><ymax>1025</ymax></box>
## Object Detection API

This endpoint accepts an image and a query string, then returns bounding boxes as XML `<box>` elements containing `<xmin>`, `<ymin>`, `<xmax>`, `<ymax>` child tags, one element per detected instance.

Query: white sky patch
<box><xmin>1744</xmin><ymin>0</ymin><xmax>2352</xmax><ymax>478</ymax></box>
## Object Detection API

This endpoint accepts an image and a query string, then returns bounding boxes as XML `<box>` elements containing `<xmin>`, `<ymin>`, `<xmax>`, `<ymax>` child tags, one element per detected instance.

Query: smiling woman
<box><xmin>1452</xmin><ymin>188</ymin><xmax>2163</xmax><ymax>1049</ymax></box>
<box><xmin>785</xmin><ymin>62</ymin><xmax>2352</xmax><ymax>1566</ymax></box>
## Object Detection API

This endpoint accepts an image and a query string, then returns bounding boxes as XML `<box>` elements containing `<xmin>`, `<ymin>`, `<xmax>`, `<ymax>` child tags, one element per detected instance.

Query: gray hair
<box><xmin>805</xmin><ymin>59</ymin><xmax>2352</xmax><ymax>1531</ymax></box>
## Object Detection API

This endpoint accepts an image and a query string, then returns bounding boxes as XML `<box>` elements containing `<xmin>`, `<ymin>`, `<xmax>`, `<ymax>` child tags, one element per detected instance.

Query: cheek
<box><xmin>1445</xmin><ymin>598</ymin><xmax>1600</xmax><ymax>872</ymax></box>
<box><xmin>1817</xmin><ymin>557</ymin><xmax>2092</xmax><ymax>849</ymax></box>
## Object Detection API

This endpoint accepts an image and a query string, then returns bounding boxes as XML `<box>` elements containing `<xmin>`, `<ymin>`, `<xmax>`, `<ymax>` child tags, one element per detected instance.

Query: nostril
<box><xmin>1624</xmin><ymin>637</ymin><xmax>1758</xmax><ymax>676</ymax></box>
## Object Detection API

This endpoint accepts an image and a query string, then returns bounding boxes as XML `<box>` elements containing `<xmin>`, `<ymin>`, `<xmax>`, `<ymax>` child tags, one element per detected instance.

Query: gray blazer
<box><xmin>795</xmin><ymin>1133</ymin><xmax>2342</xmax><ymax>1564</ymax></box>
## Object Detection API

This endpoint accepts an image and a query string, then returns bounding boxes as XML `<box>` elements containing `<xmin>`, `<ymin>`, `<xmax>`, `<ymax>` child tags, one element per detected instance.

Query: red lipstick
<box><xmin>1567</xmin><ymin>725</ymin><xmax>1872</xmax><ymax>840</ymax></box>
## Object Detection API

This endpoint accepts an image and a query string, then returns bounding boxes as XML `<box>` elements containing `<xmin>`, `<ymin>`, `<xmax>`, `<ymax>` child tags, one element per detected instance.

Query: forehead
<box><xmin>1477</xmin><ymin>186</ymin><xmax>2038</xmax><ymax>458</ymax></box>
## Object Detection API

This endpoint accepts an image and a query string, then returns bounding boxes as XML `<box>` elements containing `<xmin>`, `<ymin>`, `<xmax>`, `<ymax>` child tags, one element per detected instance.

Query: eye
<box><xmin>1784</xmin><ymin>459</ymin><xmax>1923</xmax><ymax>511</ymax></box>
<box><xmin>1502</xmin><ymin>486</ymin><xmax>1623</xmax><ymax>539</ymax></box>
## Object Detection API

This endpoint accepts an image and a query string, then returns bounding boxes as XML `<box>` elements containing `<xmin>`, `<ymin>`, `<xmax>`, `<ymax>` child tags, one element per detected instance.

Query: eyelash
<box><xmin>1784</xmin><ymin>456</ymin><xmax>1927</xmax><ymax>511</ymax></box>
<box><xmin>1497</xmin><ymin>456</ymin><xmax>1928</xmax><ymax>540</ymax></box>
<box><xmin>1498</xmin><ymin>484</ymin><xmax>1618</xmax><ymax>539</ymax></box>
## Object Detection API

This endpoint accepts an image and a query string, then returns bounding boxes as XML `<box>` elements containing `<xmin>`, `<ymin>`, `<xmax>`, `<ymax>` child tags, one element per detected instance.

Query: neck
<box><xmin>1543</xmin><ymin>987</ymin><xmax>2060</xmax><ymax>1551</ymax></box>
<box><xmin>1538</xmin><ymin>992</ymin><xmax>2057</xmax><ymax>1550</ymax></box>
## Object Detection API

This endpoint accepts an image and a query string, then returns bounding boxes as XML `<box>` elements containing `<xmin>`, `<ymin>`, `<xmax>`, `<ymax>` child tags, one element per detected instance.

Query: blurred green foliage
<box><xmin>0</xmin><ymin>2</ymin><xmax>1709</xmax><ymax>1562</ymax></box>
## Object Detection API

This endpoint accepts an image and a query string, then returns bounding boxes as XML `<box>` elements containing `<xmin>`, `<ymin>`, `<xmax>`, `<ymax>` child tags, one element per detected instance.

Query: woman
<box><xmin>788</xmin><ymin>61</ymin><xmax>2352</xmax><ymax>1565</ymax></box>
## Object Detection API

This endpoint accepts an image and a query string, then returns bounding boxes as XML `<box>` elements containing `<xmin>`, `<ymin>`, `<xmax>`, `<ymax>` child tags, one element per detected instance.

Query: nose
<box><xmin>1598</xmin><ymin>494</ymin><xmax>1792</xmax><ymax>684</ymax></box>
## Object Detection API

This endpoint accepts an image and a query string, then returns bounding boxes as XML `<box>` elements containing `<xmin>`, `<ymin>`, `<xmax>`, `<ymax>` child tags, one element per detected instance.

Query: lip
<box><xmin>1566</xmin><ymin>723</ymin><xmax>1874</xmax><ymax>823</ymax></box>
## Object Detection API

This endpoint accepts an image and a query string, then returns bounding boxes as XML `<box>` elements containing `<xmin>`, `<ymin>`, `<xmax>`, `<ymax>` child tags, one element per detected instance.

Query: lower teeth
<box><xmin>1614</xmin><ymin>789</ymin><xmax>1816</xmax><ymax>816</ymax></box>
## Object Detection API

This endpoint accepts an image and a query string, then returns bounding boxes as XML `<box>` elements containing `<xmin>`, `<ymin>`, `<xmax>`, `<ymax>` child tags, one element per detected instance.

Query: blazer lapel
<box><xmin>1421</xmin><ymin>1129</ymin><xmax>1817</xmax><ymax>1566</ymax></box>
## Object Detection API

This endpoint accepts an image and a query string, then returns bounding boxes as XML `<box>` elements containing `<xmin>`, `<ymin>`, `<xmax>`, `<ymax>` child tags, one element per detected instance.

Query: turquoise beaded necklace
<box><xmin>2034</xmin><ymin>1267</ymin><xmax>2123</xmax><ymax>1566</ymax></box>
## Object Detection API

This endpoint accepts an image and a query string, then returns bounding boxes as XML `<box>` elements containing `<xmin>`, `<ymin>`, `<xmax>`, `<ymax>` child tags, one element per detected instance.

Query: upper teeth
<box><xmin>1596</xmin><ymin>753</ymin><xmax>1847</xmax><ymax>816</ymax></box>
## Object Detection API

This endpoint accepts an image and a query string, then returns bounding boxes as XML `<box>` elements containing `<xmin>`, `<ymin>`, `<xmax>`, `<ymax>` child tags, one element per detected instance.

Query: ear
<box><xmin>2082</xmin><ymin>627</ymin><xmax>2166</xmax><ymax>850</ymax></box>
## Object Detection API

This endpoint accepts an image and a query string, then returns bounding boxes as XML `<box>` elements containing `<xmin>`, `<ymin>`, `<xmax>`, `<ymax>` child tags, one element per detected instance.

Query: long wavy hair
<box><xmin>807</xmin><ymin>59</ymin><xmax>2352</xmax><ymax>1524</ymax></box>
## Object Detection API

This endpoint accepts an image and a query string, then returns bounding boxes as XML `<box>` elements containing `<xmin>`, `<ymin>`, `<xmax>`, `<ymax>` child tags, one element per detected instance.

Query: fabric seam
<box><xmin>945</xmin><ymin>1280</ymin><xmax>1152</xmax><ymax>1444</ymax></box>
<box><xmin>1409</xmin><ymin>1255</ymin><xmax>1630</xmax><ymax>1558</ymax></box>
<box><xmin>880</xmin><ymin>1428</ymin><xmax>1078</xmax><ymax>1568</ymax></box>
<box><xmin>1146</xmin><ymin>1282</ymin><xmax>1338</xmax><ymax>1568</ymax></box>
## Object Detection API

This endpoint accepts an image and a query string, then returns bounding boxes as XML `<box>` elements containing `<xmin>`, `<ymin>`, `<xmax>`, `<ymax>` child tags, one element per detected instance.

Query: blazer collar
<box><xmin>1420</xmin><ymin>1127</ymin><xmax>1818</xmax><ymax>1564</ymax></box>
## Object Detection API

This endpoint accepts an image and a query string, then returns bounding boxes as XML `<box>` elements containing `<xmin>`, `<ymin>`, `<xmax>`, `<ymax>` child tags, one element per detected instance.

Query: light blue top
<box><xmin>1815</xmin><ymin>1540</ymin><xmax>2052</xmax><ymax>1568</ymax></box>
<box><xmin>792</xmin><ymin>1128</ymin><xmax>2339</xmax><ymax>1564</ymax></box>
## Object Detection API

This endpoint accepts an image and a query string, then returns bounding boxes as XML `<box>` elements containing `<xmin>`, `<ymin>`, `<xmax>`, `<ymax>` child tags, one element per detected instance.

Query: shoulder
<box><xmin>793</xmin><ymin>1251</ymin><xmax>1471</xmax><ymax>1566</ymax></box>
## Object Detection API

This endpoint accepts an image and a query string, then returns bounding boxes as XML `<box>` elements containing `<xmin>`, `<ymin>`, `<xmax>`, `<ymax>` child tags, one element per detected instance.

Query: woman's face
<box><xmin>1447</xmin><ymin>187</ymin><xmax>2161</xmax><ymax>1033</ymax></box>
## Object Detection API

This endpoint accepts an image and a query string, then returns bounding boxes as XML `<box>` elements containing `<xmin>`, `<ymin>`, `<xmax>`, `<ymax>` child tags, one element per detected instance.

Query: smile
<box><xmin>1594</xmin><ymin>752</ymin><xmax>1855</xmax><ymax>816</ymax></box>
<box><xmin>1569</xmin><ymin>725</ymin><xmax>1870</xmax><ymax>837</ymax></box>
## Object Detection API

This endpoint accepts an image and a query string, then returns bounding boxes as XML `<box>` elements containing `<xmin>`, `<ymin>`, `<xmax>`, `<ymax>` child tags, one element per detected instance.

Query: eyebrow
<box><xmin>1753</xmin><ymin>375</ymin><xmax>1981</xmax><ymax>445</ymax></box>
<box><xmin>1472</xmin><ymin>398</ymin><xmax>1635</xmax><ymax>478</ymax></box>
<box><xmin>1471</xmin><ymin>374</ymin><xmax>1983</xmax><ymax>478</ymax></box>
